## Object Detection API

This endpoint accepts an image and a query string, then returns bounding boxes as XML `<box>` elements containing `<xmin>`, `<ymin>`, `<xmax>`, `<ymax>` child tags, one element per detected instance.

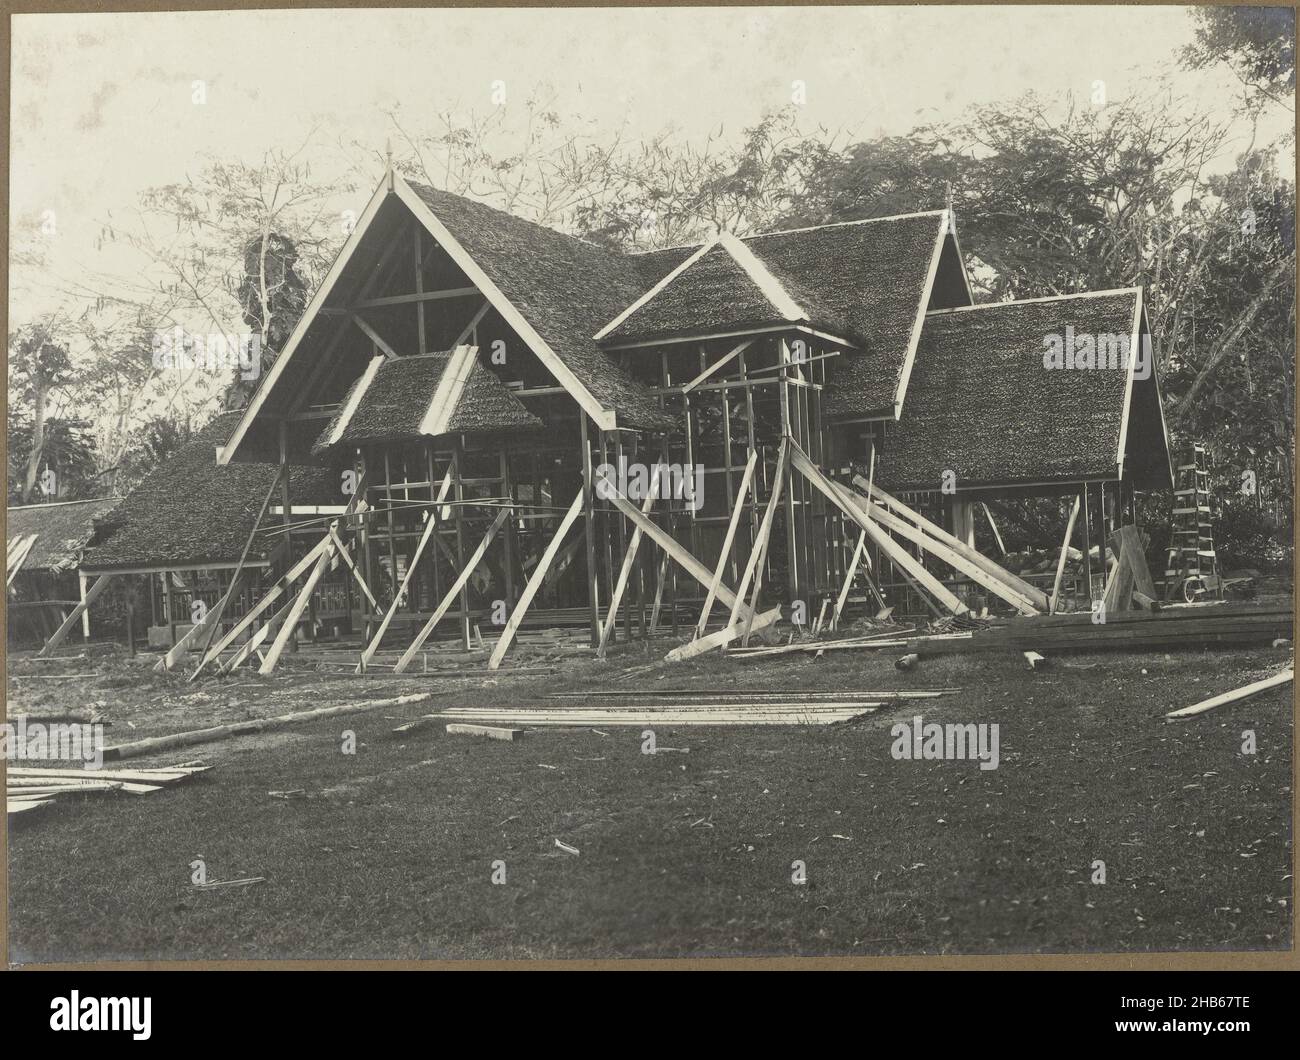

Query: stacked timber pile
<box><xmin>7</xmin><ymin>763</ymin><xmax>209</xmax><ymax>819</ymax></box>
<box><xmin>905</xmin><ymin>602</ymin><xmax>1292</xmax><ymax>657</ymax></box>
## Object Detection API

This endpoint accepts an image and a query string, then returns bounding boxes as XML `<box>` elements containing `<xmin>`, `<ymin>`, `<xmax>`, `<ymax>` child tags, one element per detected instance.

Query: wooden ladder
<box><xmin>1163</xmin><ymin>443</ymin><xmax>1221</xmax><ymax>601</ymax></box>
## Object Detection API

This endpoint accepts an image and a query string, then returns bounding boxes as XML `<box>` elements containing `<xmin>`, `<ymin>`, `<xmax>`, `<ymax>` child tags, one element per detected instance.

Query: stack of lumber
<box><xmin>904</xmin><ymin>602</ymin><xmax>1291</xmax><ymax>657</ymax></box>
<box><xmin>727</xmin><ymin>627</ymin><xmax>915</xmax><ymax>659</ymax></box>
<box><xmin>7</xmin><ymin>763</ymin><xmax>209</xmax><ymax>817</ymax></box>
<box><xmin>415</xmin><ymin>687</ymin><xmax>958</xmax><ymax>727</ymax></box>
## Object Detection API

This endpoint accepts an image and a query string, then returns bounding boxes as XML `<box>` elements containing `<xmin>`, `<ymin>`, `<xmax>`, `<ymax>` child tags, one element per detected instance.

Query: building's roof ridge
<box><xmin>628</xmin><ymin>208</ymin><xmax>948</xmax><ymax>256</ymax></box>
<box><xmin>403</xmin><ymin>177</ymin><xmax>626</xmax><ymax>258</ymax></box>
<box><xmin>7</xmin><ymin>497</ymin><xmax>116</xmax><ymax>512</ymax></box>
<box><xmin>926</xmin><ymin>287</ymin><xmax>1142</xmax><ymax>316</ymax></box>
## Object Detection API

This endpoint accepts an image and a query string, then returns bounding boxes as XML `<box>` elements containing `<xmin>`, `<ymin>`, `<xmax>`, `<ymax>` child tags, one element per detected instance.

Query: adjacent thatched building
<box><xmin>6</xmin><ymin>497</ymin><xmax>119</xmax><ymax>643</ymax></box>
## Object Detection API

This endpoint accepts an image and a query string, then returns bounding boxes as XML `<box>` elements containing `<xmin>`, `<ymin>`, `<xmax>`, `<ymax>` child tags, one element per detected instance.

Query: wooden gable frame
<box><xmin>219</xmin><ymin>171</ymin><xmax>616</xmax><ymax>468</ymax></box>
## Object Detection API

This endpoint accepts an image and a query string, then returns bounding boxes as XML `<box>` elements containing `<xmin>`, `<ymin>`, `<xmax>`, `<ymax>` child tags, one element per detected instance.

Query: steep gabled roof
<box><xmin>748</xmin><ymin>211</ymin><xmax>954</xmax><ymax>417</ymax></box>
<box><xmin>400</xmin><ymin>179</ymin><xmax>674</xmax><ymax>430</ymax></box>
<box><xmin>220</xmin><ymin>173</ymin><xmax>674</xmax><ymax>465</ymax></box>
<box><xmin>880</xmin><ymin>289</ymin><xmax>1168</xmax><ymax>491</ymax></box>
<box><xmin>313</xmin><ymin>347</ymin><xmax>542</xmax><ymax>454</ymax></box>
<box><xmin>604</xmin><ymin>210</ymin><xmax>957</xmax><ymax>417</ymax></box>
<box><xmin>84</xmin><ymin>412</ymin><xmax>340</xmax><ymax>572</ymax></box>
<box><xmin>596</xmin><ymin>234</ymin><xmax>853</xmax><ymax>345</ymax></box>
<box><xmin>6</xmin><ymin>497</ymin><xmax>120</xmax><ymax>573</ymax></box>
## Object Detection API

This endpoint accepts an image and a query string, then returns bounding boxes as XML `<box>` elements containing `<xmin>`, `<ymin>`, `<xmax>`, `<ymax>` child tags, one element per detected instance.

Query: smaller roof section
<box><xmin>6</xmin><ymin>497</ymin><xmax>120</xmax><ymax>574</ymax></box>
<box><xmin>313</xmin><ymin>345</ymin><xmax>542</xmax><ymax>454</ymax></box>
<box><xmin>82</xmin><ymin>412</ymin><xmax>341</xmax><ymax>573</ymax></box>
<box><xmin>881</xmin><ymin>289</ymin><xmax>1170</xmax><ymax>491</ymax></box>
<box><xmin>595</xmin><ymin>233</ymin><xmax>853</xmax><ymax>346</ymax></box>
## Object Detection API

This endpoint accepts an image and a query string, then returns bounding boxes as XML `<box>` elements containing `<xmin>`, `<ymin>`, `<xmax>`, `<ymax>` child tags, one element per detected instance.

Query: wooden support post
<box><xmin>832</xmin><ymin>531</ymin><xmax>867</xmax><ymax>631</ymax></box>
<box><xmin>580</xmin><ymin>415</ymin><xmax>600</xmax><ymax>648</ymax></box>
<box><xmin>726</xmin><ymin>439</ymin><xmax>790</xmax><ymax>647</ymax></box>
<box><xmin>165</xmin><ymin>572</ymin><xmax>178</xmax><ymax>648</ymax></box>
<box><xmin>488</xmin><ymin>491</ymin><xmax>583</xmax><ymax>670</ymax></box>
<box><xmin>192</xmin><ymin>537</ymin><xmax>332</xmax><ymax>672</ymax></box>
<box><xmin>259</xmin><ymin>544</ymin><xmax>335</xmax><ymax>674</ymax></box>
<box><xmin>792</xmin><ymin>452</ymin><xmax>967</xmax><ymax>615</ymax></box>
<box><xmin>413</xmin><ymin>228</ymin><xmax>427</xmax><ymax>355</ymax></box>
<box><xmin>980</xmin><ymin>502</ymin><xmax>1007</xmax><ymax>557</ymax></box>
<box><xmin>600</xmin><ymin>479</ymin><xmax>752</xmax><ymax>617</ymax></box>
<box><xmin>395</xmin><ymin>507</ymin><xmax>511</xmax><ymax>673</ymax></box>
<box><xmin>78</xmin><ymin>572</ymin><xmax>91</xmax><ymax>640</ymax></box>
<box><xmin>597</xmin><ymin>458</ymin><xmax>664</xmax><ymax>658</ymax></box>
<box><xmin>696</xmin><ymin>449</ymin><xmax>758</xmax><ymax>637</ymax></box>
<box><xmin>451</xmin><ymin>439</ymin><xmax>472</xmax><ymax>649</ymax></box>
<box><xmin>39</xmin><ymin>574</ymin><xmax>113</xmax><ymax>655</ymax></box>
<box><xmin>1080</xmin><ymin>482</ymin><xmax>1093</xmax><ymax>603</ymax></box>
<box><xmin>190</xmin><ymin>466</ymin><xmax>284</xmax><ymax>677</ymax></box>
<box><xmin>854</xmin><ymin>477</ymin><xmax>1048</xmax><ymax>612</ymax></box>
<box><xmin>500</xmin><ymin>450</ymin><xmax>517</xmax><ymax>610</ymax></box>
<box><xmin>279</xmin><ymin>422</ymin><xmax>296</xmax><ymax>654</ymax></box>
<box><xmin>1049</xmin><ymin>495</ymin><xmax>1082</xmax><ymax>614</ymax></box>
<box><xmin>778</xmin><ymin>341</ymin><xmax>799</xmax><ymax>608</ymax></box>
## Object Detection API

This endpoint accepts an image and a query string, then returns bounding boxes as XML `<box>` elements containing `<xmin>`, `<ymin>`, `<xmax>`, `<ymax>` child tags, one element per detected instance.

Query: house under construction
<box><xmin>38</xmin><ymin>169</ymin><xmax>1174</xmax><ymax>672</ymax></box>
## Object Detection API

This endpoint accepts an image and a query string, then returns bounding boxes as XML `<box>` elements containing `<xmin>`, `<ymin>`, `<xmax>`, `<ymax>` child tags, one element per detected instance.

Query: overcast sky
<box><xmin>9</xmin><ymin>5</ymin><xmax>1293</xmax><ymax>324</ymax></box>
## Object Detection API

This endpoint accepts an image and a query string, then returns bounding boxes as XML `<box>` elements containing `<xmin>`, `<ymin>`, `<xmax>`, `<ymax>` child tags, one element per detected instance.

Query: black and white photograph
<box><xmin>3</xmin><ymin>3</ymin><xmax>1296</xmax><ymax>980</ymax></box>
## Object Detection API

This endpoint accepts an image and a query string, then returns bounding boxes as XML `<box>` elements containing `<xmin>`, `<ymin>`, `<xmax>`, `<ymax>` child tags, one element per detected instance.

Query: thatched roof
<box><xmin>82</xmin><ymin>412</ymin><xmax>340</xmax><ymax>572</ymax></box>
<box><xmin>598</xmin><ymin>237</ymin><xmax>853</xmax><ymax>346</ymax></box>
<box><xmin>605</xmin><ymin>211</ymin><xmax>959</xmax><ymax>417</ymax></box>
<box><xmin>6</xmin><ymin>497</ymin><xmax>119</xmax><ymax>573</ymax></box>
<box><xmin>405</xmin><ymin>181</ymin><xmax>676</xmax><ymax>430</ymax></box>
<box><xmin>313</xmin><ymin>349</ymin><xmax>542</xmax><ymax>453</ymax></box>
<box><xmin>880</xmin><ymin>290</ymin><xmax>1169</xmax><ymax>491</ymax></box>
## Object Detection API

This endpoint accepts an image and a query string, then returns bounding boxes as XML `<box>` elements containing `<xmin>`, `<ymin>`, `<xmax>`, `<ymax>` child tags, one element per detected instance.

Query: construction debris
<box><xmin>103</xmin><ymin>692</ymin><xmax>438</xmax><ymax>761</ymax></box>
<box><xmin>903</xmin><ymin>602</ymin><xmax>1291</xmax><ymax>659</ymax></box>
<box><xmin>418</xmin><ymin>700</ymin><xmax>880</xmax><ymax>727</ymax></box>
<box><xmin>6</xmin><ymin>763</ymin><xmax>210</xmax><ymax>819</ymax></box>
<box><xmin>445</xmin><ymin>723</ymin><xmax>520</xmax><ymax>741</ymax></box>
<box><xmin>1164</xmin><ymin>668</ymin><xmax>1293</xmax><ymax>720</ymax></box>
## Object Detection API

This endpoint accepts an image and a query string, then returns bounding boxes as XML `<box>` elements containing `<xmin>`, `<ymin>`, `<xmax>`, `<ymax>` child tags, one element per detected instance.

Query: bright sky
<box><xmin>9</xmin><ymin>5</ymin><xmax>1293</xmax><ymax>325</ymax></box>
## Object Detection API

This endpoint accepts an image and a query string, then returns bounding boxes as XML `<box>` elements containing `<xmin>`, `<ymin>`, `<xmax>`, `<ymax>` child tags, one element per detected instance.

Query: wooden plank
<box><xmin>445</xmin><ymin>723</ymin><xmax>520</xmax><ymax>742</ymax></box>
<box><xmin>351</xmin><ymin>314</ymin><xmax>399</xmax><ymax>360</ymax></box>
<box><xmin>333</xmin><ymin>286</ymin><xmax>480</xmax><ymax>311</ymax></box>
<box><xmin>328</xmin><ymin>526</ymin><xmax>380</xmax><ymax>612</ymax></box>
<box><xmin>831</xmin><ymin>531</ymin><xmax>867</xmax><ymax>631</ymax></box>
<box><xmin>357</xmin><ymin>476</ymin><xmax>453</xmax><ymax>672</ymax></box>
<box><xmin>258</xmin><ymin>543</ymin><xmax>335</xmax><ymax>674</ymax></box>
<box><xmin>1049</xmin><ymin>495</ymin><xmax>1082</xmax><ymax>614</ymax></box>
<box><xmin>727</xmin><ymin>439</ymin><xmax>789</xmax><ymax>646</ymax></box>
<box><xmin>980</xmin><ymin>502</ymin><xmax>1007</xmax><ymax>557</ymax></box>
<box><xmin>681</xmin><ymin>339</ymin><xmax>753</xmax><ymax>393</ymax></box>
<box><xmin>666</xmin><ymin>606</ymin><xmax>781</xmax><ymax>663</ymax></box>
<box><xmin>696</xmin><ymin>449</ymin><xmax>758</xmax><ymax>637</ymax></box>
<box><xmin>601</xmin><ymin>480</ymin><xmax>750</xmax><ymax>616</ymax></box>
<box><xmin>394</xmin><ymin>506</ymin><xmax>512</xmax><ymax>673</ymax></box>
<box><xmin>855</xmin><ymin>477</ymin><xmax>1049</xmax><ymax>610</ymax></box>
<box><xmin>1165</xmin><ymin>668</ymin><xmax>1292</xmax><ymax>719</ymax></box>
<box><xmin>38</xmin><ymin>574</ymin><xmax>113</xmax><ymax>655</ymax></box>
<box><xmin>7</xmin><ymin>534</ymin><xmax>37</xmax><ymax>586</ymax></box>
<box><xmin>845</xmin><ymin>487</ymin><xmax>1039</xmax><ymax>615</ymax></box>
<box><xmin>487</xmin><ymin>491</ymin><xmax>584</xmax><ymax>670</ymax></box>
<box><xmin>789</xmin><ymin>448</ymin><xmax>966</xmax><ymax>616</ymax></box>
<box><xmin>156</xmin><ymin>582</ymin><xmax>233</xmax><ymax>672</ymax></box>
<box><xmin>188</xmin><ymin>465</ymin><xmax>286</xmax><ymax>675</ymax></box>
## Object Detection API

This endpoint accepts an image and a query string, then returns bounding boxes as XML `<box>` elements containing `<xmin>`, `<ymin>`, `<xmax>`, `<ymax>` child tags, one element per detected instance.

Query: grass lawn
<box><xmin>6</xmin><ymin>634</ymin><xmax>1293</xmax><ymax>961</ymax></box>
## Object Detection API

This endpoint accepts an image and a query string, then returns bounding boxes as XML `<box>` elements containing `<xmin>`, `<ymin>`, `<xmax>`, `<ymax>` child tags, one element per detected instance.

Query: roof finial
<box><xmin>384</xmin><ymin>139</ymin><xmax>395</xmax><ymax>191</ymax></box>
<box><xmin>944</xmin><ymin>180</ymin><xmax>953</xmax><ymax>212</ymax></box>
